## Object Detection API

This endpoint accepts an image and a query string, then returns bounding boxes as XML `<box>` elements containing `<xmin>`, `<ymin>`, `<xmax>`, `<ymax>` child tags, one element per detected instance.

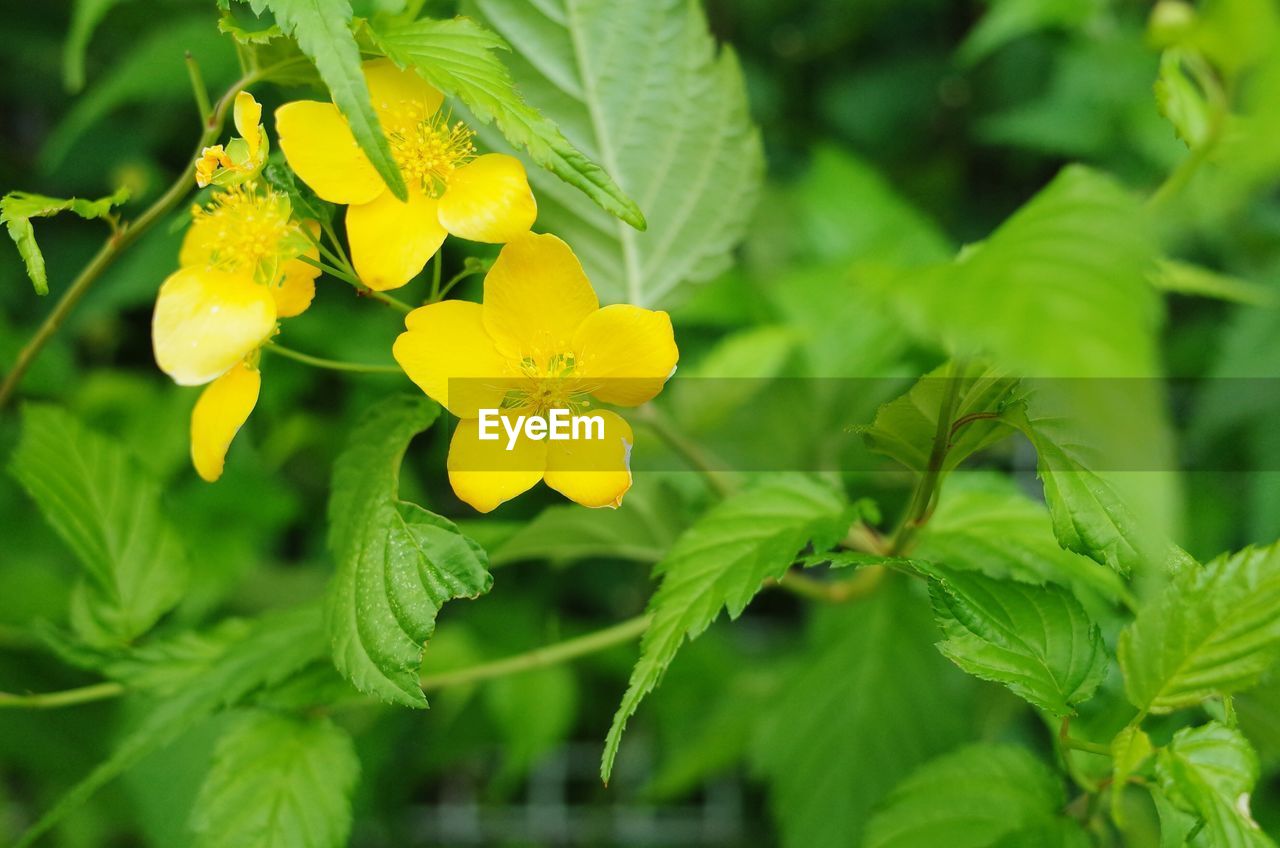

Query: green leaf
<box><xmin>860</xmin><ymin>363</ymin><xmax>1017</xmax><ymax>473</ymax></box>
<box><xmin>10</xmin><ymin>404</ymin><xmax>188</xmax><ymax>646</ymax></box>
<box><xmin>63</xmin><ymin>0</ymin><xmax>133</xmax><ymax>91</ymax></box>
<box><xmin>1</xmin><ymin>188</ymin><xmax>128</xmax><ymax>295</ymax></box>
<box><xmin>958</xmin><ymin>0</ymin><xmax>1099</xmax><ymax>66</ymax></box>
<box><xmin>864</xmin><ymin>744</ymin><xmax>1084</xmax><ymax>848</ymax></box>
<box><xmin>249</xmin><ymin>0</ymin><xmax>407</xmax><ymax>200</ymax></box>
<box><xmin>489</xmin><ymin>476</ymin><xmax>689</xmax><ymax>566</ymax></box>
<box><xmin>1151</xmin><ymin>258</ymin><xmax>1275</xmax><ymax>306</ymax></box>
<box><xmin>753</xmin><ymin>580</ymin><xmax>974</xmax><ymax>848</ymax></box>
<box><xmin>42</xmin><ymin>16</ymin><xmax>238</xmax><ymax>172</ymax></box>
<box><xmin>915</xmin><ymin>478</ymin><xmax>1129</xmax><ymax>606</ymax></box>
<box><xmin>369</xmin><ymin>15</ymin><xmax>642</xmax><ymax>230</ymax></box>
<box><xmin>601</xmin><ymin>473</ymin><xmax>846</xmax><ymax>783</ymax></box>
<box><xmin>1120</xmin><ymin>542</ymin><xmax>1280</xmax><ymax>714</ymax></box>
<box><xmin>1111</xmin><ymin>725</ymin><xmax>1153</xmax><ymax>820</ymax></box>
<box><xmin>14</xmin><ymin>607</ymin><xmax>327</xmax><ymax>848</ymax></box>
<box><xmin>1156</xmin><ymin>723</ymin><xmax>1274</xmax><ymax>848</ymax></box>
<box><xmin>875</xmin><ymin>165</ymin><xmax>1159</xmax><ymax>378</ymax></box>
<box><xmin>462</xmin><ymin>0</ymin><xmax>763</xmax><ymax>307</ymax></box>
<box><xmin>263</xmin><ymin>159</ymin><xmax>334</xmax><ymax>224</ymax></box>
<box><xmin>483</xmin><ymin>665</ymin><xmax>578</xmax><ymax>788</ymax></box>
<box><xmin>1155</xmin><ymin>49</ymin><xmax>1213</xmax><ymax>150</ymax></box>
<box><xmin>190</xmin><ymin>711</ymin><xmax>360</xmax><ymax>848</ymax></box>
<box><xmin>916</xmin><ymin>561</ymin><xmax>1108</xmax><ymax>716</ymax></box>
<box><xmin>325</xmin><ymin>394</ymin><xmax>493</xmax><ymax>708</ymax></box>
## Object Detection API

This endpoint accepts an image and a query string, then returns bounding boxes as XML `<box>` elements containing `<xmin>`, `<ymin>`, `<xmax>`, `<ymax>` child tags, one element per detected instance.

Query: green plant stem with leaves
<box><xmin>0</xmin><ymin>60</ymin><xmax>301</xmax><ymax>413</ymax></box>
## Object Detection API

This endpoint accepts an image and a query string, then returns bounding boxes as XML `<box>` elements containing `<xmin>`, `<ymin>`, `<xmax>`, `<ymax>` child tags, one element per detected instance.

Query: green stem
<box><xmin>770</xmin><ymin>567</ymin><xmax>885</xmax><ymax>603</ymax></box>
<box><xmin>429</xmin><ymin>251</ymin><xmax>443</xmax><ymax>302</ymax></box>
<box><xmin>419</xmin><ymin>615</ymin><xmax>651</xmax><ymax>691</ymax></box>
<box><xmin>0</xmin><ymin>64</ymin><xmax>288</xmax><ymax>413</ymax></box>
<box><xmin>0</xmin><ymin>681</ymin><xmax>125</xmax><ymax>710</ymax></box>
<box><xmin>633</xmin><ymin>404</ymin><xmax>735</xmax><ymax>498</ymax></box>
<box><xmin>265</xmin><ymin>343</ymin><xmax>401</xmax><ymax>375</ymax></box>
<box><xmin>296</xmin><ymin>255</ymin><xmax>413</xmax><ymax>314</ymax></box>
<box><xmin>185</xmin><ymin>52</ymin><xmax>212</xmax><ymax>125</ymax></box>
<box><xmin>888</xmin><ymin>363</ymin><xmax>962</xmax><ymax>555</ymax></box>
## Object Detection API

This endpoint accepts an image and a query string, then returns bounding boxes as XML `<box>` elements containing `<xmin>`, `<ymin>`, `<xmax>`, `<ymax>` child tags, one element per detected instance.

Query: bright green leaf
<box><xmin>1111</xmin><ymin>725</ymin><xmax>1153</xmax><ymax>820</ymax></box>
<box><xmin>601</xmin><ymin>473</ymin><xmax>847</xmax><ymax>783</ymax></box>
<box><xmin>1120</xmin><ymin>542</ymin><xmax>1280</xmax><ymax>714</ymax></box>
<box><xmin>369</xmin><ymin>15</ymin><xmax>643</xmax><ymax>230</ymax></box>
<box><xmin>864</xmin><ymin>744</ymin><xmax>1084</xmax><ymax>848</ymax></box>
<box><xmin>325</xmin><ymin>394</ymin><xmax>493</xmax><ymax>708</ymax></box>
<box><xmin>190</xmin><ymin>711</ymin><xmax>360</xmax><ymax>848</ymax></box>
<box><xmin>462</xmin><ymin>0</ymin><xmax>763</xmax><ymax>307</ymax></box>
<box><xmin>753</xmin><ymin>580</ymin><xmax>974</xmax><ymax>848</ymax></box>
<box><xmin>1156</xmin><ymin>722</ymin><xmax>1274</xmax><ymax>848</ymax></box>
<box><xmin>14</xmin><ymin>608</ymin><xmax>327</xmax><ymax>848</ymax></box>
<box><xmin>916</xmin><ymin>561</ymin><xmax>1109</xmax><ymax>716</ymax></box>
<box><xmin>1151</xmin><ymin>258</ymin><xmax>1275</xmax><ymax>306</ymax></box>
<box><xmin>1</xmin><ymin>188</ymin><xmax>128</xmax><ymax>295</ymax></box>
<box><xmin>10</xmin><ymin>404</ymin><xmax>188</xmax><ymax>646</ymax></box>
<box><xmin>247</xmin><ymin>0</ymin><xmax>407</xmax><ymax>200</ymax></box>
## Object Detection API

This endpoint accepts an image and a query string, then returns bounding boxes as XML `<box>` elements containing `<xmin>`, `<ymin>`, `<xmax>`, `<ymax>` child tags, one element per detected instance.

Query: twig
<box><xmin>0</xmin><ymin>681</ymin><xmax>124</xmax><ymax>710</ymax></box>
<box><xmin>265</xmin><ymin>343</ymin><xmax>402</xmax><ymax>374</ymax></box>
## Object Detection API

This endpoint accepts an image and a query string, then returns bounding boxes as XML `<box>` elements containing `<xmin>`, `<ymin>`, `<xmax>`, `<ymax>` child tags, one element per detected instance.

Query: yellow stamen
<box><xmin>388</xmin><ymin>111</ymin><xmax>477</xmax><ymax>197</ymax></box>
<box><xmin>190</xmin><ymin>183</ymin><xmax>298</xmax><ymax>283</ymax></box>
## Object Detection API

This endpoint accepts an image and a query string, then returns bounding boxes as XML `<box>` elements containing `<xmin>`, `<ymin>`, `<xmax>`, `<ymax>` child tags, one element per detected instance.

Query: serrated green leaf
<box><xmin>325</xmin><ymin>394</ymin><xmax>493</xmax><ymax>708</ymax></box>
<box><xmin>14</xmin><ymin>608</ymin><xmax>326</xmax><ymax>848</ymax></box>
<box><xmin>369</xmin><ymin>15</ymin><xmax>643</xmax><ymax>230</ymax></box>
<box><xmin>1120</xmin><ymin>542</ymin><xmax>1280</xmax><ymax>714</ymax></box>
<box><xmin>864</xmin><ymin>744</ymin><xmax>1084</xmax><ymax>848</ymax></box>
<box><xmin>916</xmin><ymin>561</ymin><xmax>1108</xmax><ymax>716</ymax></box>
<box><xmin>915</xmin><ymin>478</ymin><xmax>1129</xmax><ymax>606</ymax></box>
<box><xmin>752</xmin><ymin>579</ymin><xmax>974</xmax><ymax>848</ymax></box>
<box><xmin>248</xmin><ymin>0</ymin><xmax>407</xmax><ymax>200</ymax></box>
<box><xmin>861</xmin><ymin>362</ymin><xmax>1017</xmax><ymax>473</ymax></box>
<box><xmin>2</xmin><ymin>188</ymin><xmax>128</xmax><ymax>295</ymax></box>
<box><xmin>461</xmin><ymin>0</ymin><xmax>763</xmax><ymax>307</ymax></box>
<box><xmin>9</xmin><ymin>404</ymin><xmax>188</xmax><ymax>646</ymax></box>
<box><xmin>875</xmin><ymin>165</ymin><xmax>1159</xmax><ymax>378</ymax></box>
<box><xmin>601</xmin><ymin>473</ymin><xmax>846</xmax><ymax>783</ymax></box>
<box><xmin>190</xmin><ymin>710</ymin><xmax>360</xmax><ymax>848</ymax></box>
<box><xmin>1156</xmin><ymin>723</ymin><xmax>1274</xmax><ymax>848</ymax></box>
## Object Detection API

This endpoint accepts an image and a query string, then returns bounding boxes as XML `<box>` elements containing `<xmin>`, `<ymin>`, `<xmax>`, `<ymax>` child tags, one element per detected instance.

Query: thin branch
<box><xmin>633</xmin><ymin>404</ymin><xmax>735</xmax><ymax>498</ymax></box>
<box><xmin>888</xmin><ymin>364</ymin><xmax>962</xmax><ymax>555</ymax></box>
<box><xmin>420</xmin><ymin>614</ymin><xmax>651</xmax><ymax>692</ymax></box>
<box><xmin>265</xmin><ymin>343</ymin><xmax>402</xmax><ymax>374</ymax></box>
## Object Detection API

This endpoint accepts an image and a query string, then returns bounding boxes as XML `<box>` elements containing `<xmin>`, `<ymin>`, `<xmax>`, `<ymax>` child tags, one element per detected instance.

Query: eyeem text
<box><xmin>477</xmin><ymin>408</ymin><xmax>606</xmax><ymax>451</ymax></box>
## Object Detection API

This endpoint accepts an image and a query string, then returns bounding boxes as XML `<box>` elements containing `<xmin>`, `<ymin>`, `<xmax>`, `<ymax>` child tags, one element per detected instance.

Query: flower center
<box><xmin>191</xmin><ymin>184</ymin><xmax>302</xmax><ymax>283</ymax></box>
<box><xmin>389</xmin><ymin>112</ymin><xmax>477</xmax><ymax>197</ymax></box>
<box><xmin>502</xmin><ymin>352</ymin><xmax>594</xmax><ymax>416</ymax></box>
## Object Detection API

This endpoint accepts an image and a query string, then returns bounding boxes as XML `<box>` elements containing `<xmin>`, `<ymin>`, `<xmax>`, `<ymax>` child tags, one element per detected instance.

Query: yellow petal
<box><xmin>543</xmin><ymin>409</ymin><xmax>634</xmax><ymax>508</ymax></box>
<box><xmin>482</xmin><ymin>233</ymin><xmax>599</xmax><ymax>359</ymax></box>
<box><xmin>178</xmin><ymin>216</ymin><xmax>216</xmax><ymax>267</ymax></box>
<box><xmin>363</xmin><ymin>57</ymin><xmax>443</xmax><ymax>133</ymax></box>
<box><xmin>573</xmin><ymin>305</ymin><xmax>679</xmax><ymax>406</ymax></box>
<box><xmin>437</xmin><ymin>154</ymin><xmax>537</xmax><ymax>243</ymax></box>
<box><xmin>190</xmin><ymin>360</ymin><xmax>261</xmax><ymax>482</ymax></box>
<box><xmin>274</xmin><ymin>261</ymin><xmax>318</xmax><ymax>318</ymax></box>
<box><xmin>392</xmin><ymin>300</ymin><xmax>513</xmax><ymax>417</ymax></box>
<box><xmin>234</xmin><ymin>92</ymin><xmax>263</xmax><ymax>156</ymax></box>
<box><xmin>275</xmin><ymin>101</ymin><xmax>385</xmax><ymax>205</ymax></box>
<box><xmin>346</xmin><ymin>186</ymin><xmax>446</xmax><ymax>291</ymax></box>
<box><xmin>447</xmin><ymin>416</ymin><xmax>546</xmax><ymax>513</ymax></box>
<box><xmin>152</xmin><ymin>267</ymin><xmax>277</xmax><ymax>386</ymax></box>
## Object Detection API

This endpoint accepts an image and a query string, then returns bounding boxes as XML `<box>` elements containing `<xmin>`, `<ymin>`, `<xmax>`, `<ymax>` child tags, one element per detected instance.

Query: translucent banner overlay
<box><xmin>441</xmin><ymin>377</ymin><xmax>1274</xmax><ymax>472</ymax></box>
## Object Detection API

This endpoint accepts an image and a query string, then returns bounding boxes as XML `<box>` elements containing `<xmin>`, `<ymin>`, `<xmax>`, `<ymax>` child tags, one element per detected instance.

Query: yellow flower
<box><xmin>276</xmin><ymin>59</ymin><xmax>537</xmax><ymax>292</ymax></box>
<box><xmin>152</xmin><ymin>183</ymin><xmax>319</xmax><ymax>481</ymax></box>
<box><xmin>195</xmin><ymin>92</ymin><xmax>270</xmax><ymax>188</ymax></box>
<box><xmin>393</xmin><ymin>233</ymin><xmax>679</xmax><ymax>513</ymax></box>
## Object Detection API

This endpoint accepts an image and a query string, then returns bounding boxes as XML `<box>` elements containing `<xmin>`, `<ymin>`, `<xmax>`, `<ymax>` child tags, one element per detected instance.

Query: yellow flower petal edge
<box><xmin>447</xmin><ymin>417</ymin><xmax>547</xmax><ymax>513</ymax></box>
<box><xmin>392</xmin><ymin>300</ymin><xmax>511</xmax><ymax>417</ymax></box>
<box><xmin>482</xmin><ymin>232</ymin><xmax>599</xmax><ymax>359</ymax></box>
<box><xmin>437</xmin><ymin>154</ymin><xmax>537</xmax><ymax>244</ymax></box>
<box><xmin>543</xmin><ymin>410</ymin><xmax>635</xmax><ymax>508</ymax></box>
<box><xmin>152</xmin><ymin>267</ymin><xmax>277</xmax><ymax>386</ymax></box>
<box><xmin>275</xmin><ymin>101</ymin><xmax>386</xmax><ymax>205</ymax></box>
<box><xmin>573</xmin><ymin>304</ymin><xmax>679</xmax><ymax>406</ymax></box>
<box><xmin>346</xmin><ymin>187</ymin><xmax>446</xmax><ymax>291</ymax></box>
<box><xmin>190</xmin><ymin>360</ymin><xmax>261</xmax><ymax>482</ymax></box>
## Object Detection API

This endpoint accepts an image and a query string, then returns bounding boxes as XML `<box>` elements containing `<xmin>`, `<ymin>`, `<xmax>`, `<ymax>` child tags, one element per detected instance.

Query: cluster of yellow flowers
<box><xmin>152</xmin><ymin>60</ymin><xmax>678</xmax><ymax>512</ymax></box>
